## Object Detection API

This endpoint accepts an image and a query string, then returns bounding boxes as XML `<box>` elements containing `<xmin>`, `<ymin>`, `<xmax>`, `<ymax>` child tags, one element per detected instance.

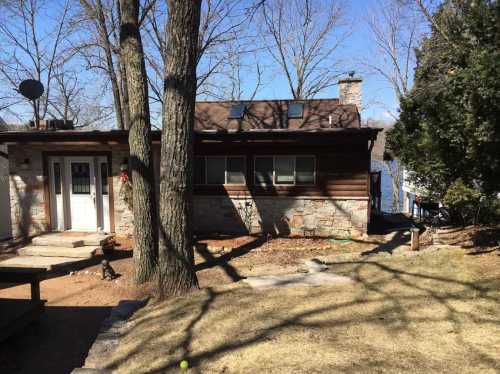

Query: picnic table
<box><xmin>0</xmin><ymin>267</ymin><xmax>47</xmax><ymax>342</ymax></box>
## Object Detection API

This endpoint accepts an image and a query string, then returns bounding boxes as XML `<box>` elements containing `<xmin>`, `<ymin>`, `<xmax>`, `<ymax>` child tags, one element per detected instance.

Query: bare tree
<box><xmin>47</xmin><ymin>66</ymin><xmax>113</xmax><ymax>128</ymax></box>
<box><xmin>78</xmin><ymin>0</ymin><xmax>130</xmax><ymax>129</ymax></box>
<box><xmin>0</xmin><ymin>0</ymin><xmax>72</xmax><ymax>124</ymax></box>
<box><xmin>365</xmin><ymin>0</ymin><xmax>425</xmax><ymax>212</ymax></box>
<box><xmin>260</xmin><ymin>0</ymin><xmax>349</xmax><ymax>99</ymax></box>
<box><xmin>142</xmin><ymin>0</ymin><xmax>258</xmax><ymax>105</ymax></box>
<box><xmin>120</xmin><ymin>0</ymin><xmax>158</xmax><ymax>283</ymax></box>
<box><xmin>217</xmin><ymin>35</ymin><xmax>263</xmax><ymax>101</ymax></box>
<box><xmin>158</xmin><ymin>0</ymin><xmax>201</xmax><ymax>297</ymax></box>
<box><xmin>366</xmin><ymin>0</ymin><xmax>423</xmax><ymax>110</ymax></box>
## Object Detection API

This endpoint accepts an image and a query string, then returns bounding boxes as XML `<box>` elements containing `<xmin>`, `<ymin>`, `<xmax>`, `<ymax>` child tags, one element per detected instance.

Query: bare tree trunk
<box><xmin>158</xmin><ymin>0</ymin><xmax>201</xmax><ymax>298</ymax></box>
<box><xmin>120</xmin><ymin>0</ymin><xmax>158</xmax><ymax>283</ymax></box>
<box><xmin>81</xmin><ymin>0</ymin><xmax>125</xmax><ymax>130</ymax></box>
<box><xmin>116</xmin><ymin>0</ymin><xmax>131</xmax><ymax>130</ymax></box>
<box><xmin>119</xmin><ymin>55</ymin><xmax>131</xmax><ymax>130</ymax></box>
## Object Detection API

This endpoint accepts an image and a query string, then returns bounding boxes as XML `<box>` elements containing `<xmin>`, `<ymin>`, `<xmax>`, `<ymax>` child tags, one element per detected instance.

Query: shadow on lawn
<box><xmin>103</xmin><ymin>251</ymin><xmax>500</xmax><ymax>373</ymax></box>
<box><xmin>1</xmin><ymin>305</ymin><xmax>112</xmax><ymax>374</ymax></box>
<box><xmin>194</xmin><ymin>236</ymin><xmax>266</xmax><ymax>281</ymax></box>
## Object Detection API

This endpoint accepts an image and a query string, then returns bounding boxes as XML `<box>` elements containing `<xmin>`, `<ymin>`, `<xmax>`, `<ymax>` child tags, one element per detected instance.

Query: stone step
<box><xmin>79</xmin><ymin>234</ymin><xmax>113</xmax><ymax>246</ymax></box>
<box><xmin>18</xmin><ymin>245</ymin><xmax>98</xmax><ymax>258</ymax></box>
<box><xmin>31</xmin><ymin>233</ymin><xmax>113</xmax><ymax>248</ymax></box>
<box><xmin>32</xmin><ymin>235</ymin><xmax>85</xmax><ymax>248</ymax></box>
<box><xmin>0</xmin><ymin>256</ymin><xmax>86</xmax><ymax>270</ymax></box>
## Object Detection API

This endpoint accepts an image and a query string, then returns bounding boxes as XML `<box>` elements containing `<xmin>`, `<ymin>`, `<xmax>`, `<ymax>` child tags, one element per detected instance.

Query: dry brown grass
<box><xmin>103</xmin><ymin>247</ymin><xmax>500</xmax><ymax>374</ymax></box>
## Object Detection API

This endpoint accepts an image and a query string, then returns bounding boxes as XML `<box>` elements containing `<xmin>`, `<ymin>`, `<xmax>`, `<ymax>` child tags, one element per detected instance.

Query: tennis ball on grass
<box><xmin>180</xmin><ymin>360</ymin><xmax>189</xmax><ymax>369</ymax></box>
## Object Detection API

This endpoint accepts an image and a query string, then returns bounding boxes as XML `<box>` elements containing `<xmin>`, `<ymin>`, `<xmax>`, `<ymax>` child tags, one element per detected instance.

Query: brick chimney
<box><xmin>338</xmin><ymin>76</ymin><xmax>362</xmax><ymax>112</ymax></box>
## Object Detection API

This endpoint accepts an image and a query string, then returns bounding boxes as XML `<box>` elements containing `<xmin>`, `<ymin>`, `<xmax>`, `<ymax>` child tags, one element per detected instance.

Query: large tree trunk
<box><xmin>116</xmin><ymin>0</ymin><xmax>131</xmax><ymax>130</ymax></box>
<box><xmin>120</xmin><ymin>0</ymin><xmax>158</xmax><ymax>283</ymax></box>
<box><xmin>158</xmin><ymin>0</ymin><xmax>202</xmax><ymax>297</ymax></box>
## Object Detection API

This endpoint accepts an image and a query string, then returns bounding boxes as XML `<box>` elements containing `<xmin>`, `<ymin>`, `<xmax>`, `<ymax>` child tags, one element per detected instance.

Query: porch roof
<box><xmin>0</xmin><ymin>127</ymin><xmax>382</xmax><ymax>145</ymax></box>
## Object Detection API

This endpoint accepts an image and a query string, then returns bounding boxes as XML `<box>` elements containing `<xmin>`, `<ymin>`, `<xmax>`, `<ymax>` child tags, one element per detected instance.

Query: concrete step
<box><xmin>18</xmin><ymin>245</ymin><xmax>98</xmax><ymax>258</ymax></box>
<box><xmin>0</xmin><ymin>256</ymin><xmax>86</xmax><ymax>270</ymax></box>
<box><xmin>79</xmin><ymin>234</ymin><xmax>113</xmax><ymax>246</ymax></box>
<box><xmin>32</xmin><ymin>234</ymin><xmax>85</xmax><ymax>248</ymax></box>
<box><xmin>31</xmin><ymin>233</ymin><xmax>113</xmax><ymax>248</ymax></box>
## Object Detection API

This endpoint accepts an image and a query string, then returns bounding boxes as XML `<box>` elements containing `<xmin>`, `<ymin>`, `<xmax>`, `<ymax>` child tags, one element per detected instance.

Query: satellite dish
<box><xmin>19</xmin><ymin>79</ymin><xmax>44</xmax><ymax>101</ymax></box>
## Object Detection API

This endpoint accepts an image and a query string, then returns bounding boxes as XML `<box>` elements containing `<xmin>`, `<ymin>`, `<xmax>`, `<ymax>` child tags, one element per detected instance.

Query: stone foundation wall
<box><xmin>7</xmin><ymin>145</ymin><xmax>135</xmax><ymax>238</ymax></box>
<box><xmin>193</xmin><ymin>196</ymin><xmax>368</xmax><ymax>237</ymax></box>
<box><xmin>7</xmin><ymin>145</ymin><xmax>369</xmax><ymax>238</ymax></box>
<box><xmin>8</xmin><ymin>147</ymin><xmax>47</xmax><ymax>238</ymax></box>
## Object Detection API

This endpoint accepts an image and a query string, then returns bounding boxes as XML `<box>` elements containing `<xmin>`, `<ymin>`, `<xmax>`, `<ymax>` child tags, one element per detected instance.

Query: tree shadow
<box><xmin>1</xmin><ymin>305</ymin><xmax>112</xmax><ymax>374</ymax></box>
<box><xmin>102</xmin><ymin>255</ymin><xmax>500</xmax><ymax>373</ymax></box>
<box><xmin>194</xmin><ymin>236</ymin><xmax>266</xmax><ymax>281</ymax></box>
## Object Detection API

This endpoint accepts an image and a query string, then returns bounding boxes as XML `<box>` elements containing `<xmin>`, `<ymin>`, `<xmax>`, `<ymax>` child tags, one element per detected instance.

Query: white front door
<box><xmin>67</xmin><ymin>157</ymin><xmax>97</xmax><ymax>231</ymax></box>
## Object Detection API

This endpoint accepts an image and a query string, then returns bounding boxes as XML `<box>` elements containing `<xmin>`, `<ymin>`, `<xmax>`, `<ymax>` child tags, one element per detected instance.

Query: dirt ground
<box><xmin>1</xmin><ymin>229</ymin><xmax>499</xmax><ymax>373</ymax></box>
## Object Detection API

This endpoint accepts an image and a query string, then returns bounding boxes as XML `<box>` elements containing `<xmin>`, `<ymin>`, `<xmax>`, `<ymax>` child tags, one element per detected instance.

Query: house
<box><xmin>0</xmin><ymin>77</ymin><xmax>381</xmax><ymax>239</ymax></box>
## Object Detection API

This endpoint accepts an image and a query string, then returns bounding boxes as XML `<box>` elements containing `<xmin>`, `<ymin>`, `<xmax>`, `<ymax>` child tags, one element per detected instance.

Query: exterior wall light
<box><xmin>20</xmin><ymin>158</ymin><xmax>30</xmax><ymax>170</ymax></box>
<box><xmin>120</xmin><ymin>158</ymin><xmax>129</xmax><ymax>171</ymax></box>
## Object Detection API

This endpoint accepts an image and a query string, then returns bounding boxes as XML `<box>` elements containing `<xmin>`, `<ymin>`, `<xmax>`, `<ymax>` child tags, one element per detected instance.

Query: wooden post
<box><xmin>411</xmin><ymin>228</ymin><xmax>420</xmax><ymax>251</ymax></box>
<box><xmin>30</xmin><ymin>280</ymin><xmax>40</xmax><ymax>301</ymax></box>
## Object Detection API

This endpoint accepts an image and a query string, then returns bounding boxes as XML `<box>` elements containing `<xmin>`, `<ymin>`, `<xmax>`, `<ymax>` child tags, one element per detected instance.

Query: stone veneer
<box><xmin>7</xmin><ymin>145</ymin><xmax>135</xmax><ymax>238</ymax></box>
<box><xmin>193</xmin><ymin>196</ymin><xmax>368</xmax><ymax>237</ymax></box>
<box><xmin>7</xmin><ymin>146</ymin><xmax>368</xmax><ymax>238</ymax></box>
<box><xmin>8</xmin><ymin>147</ymin><xmax>47</xmax><ymax>238</ymax></box>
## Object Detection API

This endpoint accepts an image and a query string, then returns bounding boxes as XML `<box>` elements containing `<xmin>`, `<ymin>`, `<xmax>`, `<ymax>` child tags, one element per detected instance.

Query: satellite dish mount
<box><xmin>19</xmin><ymin>79</ymin><xmax>44</xmax><ymax>129</ymax></box>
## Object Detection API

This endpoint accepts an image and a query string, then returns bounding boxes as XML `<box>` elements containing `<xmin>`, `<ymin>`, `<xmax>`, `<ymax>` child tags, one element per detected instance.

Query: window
<box><xmin>296</xmin><ymin>156</ymin><xmax>315</xmax><ymax>184</ymax></box>
<box><xmin>71</xmin><ymin>162</ymin><xmax>91</xmax><ymax>194</ymax></box>
<box><xmin>53</xmin><ymin>162</ymin><xmax>61</xmax><ymax>195</ymax></box>
<box><xmin>227</xmin><ymin>157</ymin><xmax>245</xmax><ymax>184</ymax></box>
<box><xmin>194</xmin><ymin>157</ymin><xmax>206</xmax><ymax>185</ymax></box>
<box><xmin>206</xmin><ymin>156</ymin><xmax>225</xmax><ymax>184</ymax></box>
<box><xmin>254</xmin><ymin>156</ymin><xmax>315</xmax><ymax>185</ymax></box>
<box><xmin>288</xmin><ymin>103</ymin><xmax>304</xmax><ymax>118</ymax></box>
<box><xmin>275</xmin><ymin>156</ymin><xmax>294</xmax><ymax>184</ymax></box>
<box><xmin>101</xmin><ymin>163</ymin><xmax>108</xmax><ymax>195</ymax></box>
<box><xmin>228</xmin><ymin>104</ymin><xmax>246</xmax><ymax>119</ymax></box>
<box><xmin>255</xmin><ymin>157</ymin><xmax>273</xmax><ymax>185</ymax></box>
<box><xmin>195</xmin><ymin>156</ymin><xmax>246</xmax><ymax>185</ymax></box>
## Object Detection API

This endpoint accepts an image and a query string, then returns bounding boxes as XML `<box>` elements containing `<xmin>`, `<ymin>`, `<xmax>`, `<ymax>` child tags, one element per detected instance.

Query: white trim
<box><xmin>254</xmin><ymin>155</ymin><xmax>316</xmax><ymax>186</ymax></box>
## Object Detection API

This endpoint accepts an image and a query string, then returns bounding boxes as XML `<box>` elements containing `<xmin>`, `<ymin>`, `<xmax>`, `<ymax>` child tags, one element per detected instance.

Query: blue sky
<box><xmin>245</xmin><ymin>0</ymin><xmax>408</xmax><ymax>122</ymax></box>
<box><xmin>0</xmin><ymin>0</ymin><xmax>417</xmax><ymax>126</ymax></box>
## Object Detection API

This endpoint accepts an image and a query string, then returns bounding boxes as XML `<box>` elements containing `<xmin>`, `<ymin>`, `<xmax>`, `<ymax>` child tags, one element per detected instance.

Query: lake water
<box><xmin>371</xmin><ymin>160</ymin><xmax>403</xmax><ymax>212</ymax></box>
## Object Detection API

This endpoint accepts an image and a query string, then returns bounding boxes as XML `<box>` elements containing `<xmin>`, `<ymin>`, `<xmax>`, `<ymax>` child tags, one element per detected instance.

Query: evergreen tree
<box><xmin>387</xmin><ymin>0</ymin><xmax>500</xmax><ymax>203</ymax></box>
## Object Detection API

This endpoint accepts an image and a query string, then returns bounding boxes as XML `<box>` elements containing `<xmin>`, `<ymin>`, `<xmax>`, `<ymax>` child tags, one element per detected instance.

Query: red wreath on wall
<box><xmin>119</xmin><ymin>169</ymin><xmax>133</xmax><ymax>210</ymax></box>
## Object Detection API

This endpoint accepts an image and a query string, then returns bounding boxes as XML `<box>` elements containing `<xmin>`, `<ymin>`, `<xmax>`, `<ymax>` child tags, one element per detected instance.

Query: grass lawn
<box><xmin>102</xmin><ymin>245</ymin><xmax>500</xmax><ymax>373</ymax></box>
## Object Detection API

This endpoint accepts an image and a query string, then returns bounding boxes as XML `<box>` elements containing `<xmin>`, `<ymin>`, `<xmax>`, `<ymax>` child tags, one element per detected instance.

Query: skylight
<box><xmin>288</xmin><ymin>102</ymin><xmax>304</xmax><ymax>118</ymax></box>
<box><xmin>228</xmin><ymin>104</ymin><xmax>246</xmax><ymax>119</ymax></box>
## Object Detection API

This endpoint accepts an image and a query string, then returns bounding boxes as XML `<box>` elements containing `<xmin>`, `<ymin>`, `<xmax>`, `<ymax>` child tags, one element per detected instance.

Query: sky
<box><xmin>0</xmin><ymin>0</ymin><xmax>421</xmax><ymax>126</ymax></box>
<box><xmin>249</xmin><ymin>0</ymin><xmax>405</xmax><ymax>122</ymax></box>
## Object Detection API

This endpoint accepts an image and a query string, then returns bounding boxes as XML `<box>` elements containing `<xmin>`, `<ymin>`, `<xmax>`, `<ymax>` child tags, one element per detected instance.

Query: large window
<box><xmin>195</xmin><ymin>156</ymin><xmax>246</xmax><ymax>185</ymax></box>
<box><xmin>254</xmin><ymin>156</ymin><xmax>315</xmax><ymax>185</ymax></box>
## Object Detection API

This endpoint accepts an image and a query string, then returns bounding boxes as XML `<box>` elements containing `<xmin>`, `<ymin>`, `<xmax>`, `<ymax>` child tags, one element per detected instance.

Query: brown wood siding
<box><xmin>193</xmin><ymin>141</ymin><xmax>370</xmax><ymax>198</ymax></box>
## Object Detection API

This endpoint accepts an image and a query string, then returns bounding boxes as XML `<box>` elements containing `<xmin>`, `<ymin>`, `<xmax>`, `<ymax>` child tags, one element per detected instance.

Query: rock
<box><xmin>304</xmin><ymin>258</ymin><xmax>329</xmax><ymax>273</ymax></box>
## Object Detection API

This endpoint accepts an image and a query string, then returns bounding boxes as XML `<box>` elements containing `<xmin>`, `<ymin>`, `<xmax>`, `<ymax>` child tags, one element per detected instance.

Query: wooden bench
<box><xmin>0</xmin><ymin>267</ymin><xmax>47</xmax><ymax>342</ymax></box>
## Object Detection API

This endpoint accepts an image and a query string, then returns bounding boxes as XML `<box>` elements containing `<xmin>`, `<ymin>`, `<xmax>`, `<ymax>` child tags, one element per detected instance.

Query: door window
<box><xmin>71</xmin><ymin>163</ymin><xmax>91</xmax><ymax>194</ymax></box>
<box><xmin>100</xmin><ymin>163</ymin><xmax>108</xmax><ymax>195</ymax></box>
<box><xmin>53</xmin><ymin>162</ymin><xmax>62</xmax><ymax>195</ymax></box>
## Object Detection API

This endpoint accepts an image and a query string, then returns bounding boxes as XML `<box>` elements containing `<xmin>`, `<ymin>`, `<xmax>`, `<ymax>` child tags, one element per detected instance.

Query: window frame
<box><xmin>194</xmin><ymin>155</ymin><xmax>247</xmax><ymax>186</ymax></box>
<box><xmin>287</xmin><ymin>102</ymin><xmax>304</xmax><ymax>119</ymax></box>
<box><xmin>253</xmin><ymin>155</ymin><xmax>316</xmax><ymax>186</ymax></box>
